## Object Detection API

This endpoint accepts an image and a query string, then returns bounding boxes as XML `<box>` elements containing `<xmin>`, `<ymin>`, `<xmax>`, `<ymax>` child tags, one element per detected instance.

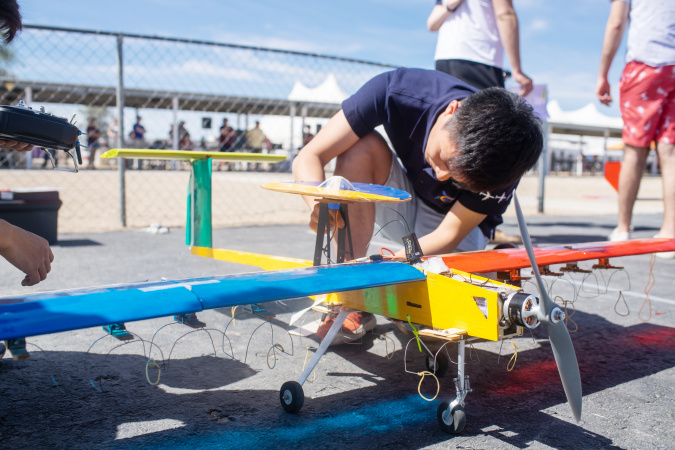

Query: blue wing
<box><xmin>0</xmin><ymin>261</ymin><xmax>424</xmax><ymax>341</ymax></box>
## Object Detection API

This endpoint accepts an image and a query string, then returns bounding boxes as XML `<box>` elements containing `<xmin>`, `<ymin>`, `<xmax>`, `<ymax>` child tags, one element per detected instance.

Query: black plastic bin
<box><xmin>0</xmin><ymin>189</ymin><xmax>62</xmax><ymax>244</ymax></box>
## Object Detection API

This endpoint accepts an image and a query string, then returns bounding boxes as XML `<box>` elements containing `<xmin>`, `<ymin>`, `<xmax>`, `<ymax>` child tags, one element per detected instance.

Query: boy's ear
<box><xmin>443</xmin><ymin>100</ymin><xmax>461</xmax><ymax>116</ymax></box>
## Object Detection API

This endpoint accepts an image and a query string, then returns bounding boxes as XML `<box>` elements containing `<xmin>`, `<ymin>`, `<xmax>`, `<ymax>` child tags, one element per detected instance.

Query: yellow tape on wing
<box><xmin>101</xmin><ymin>149</ymin><xmax>286</xmax><ymax>163</ymax></box>
<box><xmin>191</xmin><ymin>246</ymin><xmax>312</xmax><ymax>271</ymax></box>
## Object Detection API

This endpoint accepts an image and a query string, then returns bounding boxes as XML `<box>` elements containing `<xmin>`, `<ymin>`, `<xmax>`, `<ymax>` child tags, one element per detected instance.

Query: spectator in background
<box><xmin>246</xmin><ymin>121</ymin><xmax>266</xmax><ymax>170</ymax></box>
<box><xmin>131</xmin><ymin>116</ymin><xmax>146</xmax><ymax>145</ymax></box>
<box><xmin>107</xmin><ymin>118</ymin><xmax>119</xmax><ymax>148</ymax></box>
<box><xmin>168</xmin><ymin>121</ymin><xmax>190</xmax><ymax>150</ymax></box>
<box><xmin>302</xmin><ymin>125</ymin><xmax>314</xmax><ymax>147</ymax></box>
<box><xmin>245</xmin><ymin>121</ymin><xmax>266</xmax><ymax>153</ymax></box>
<box><xmin>86</xmin><ymin>118</ymin><xmax>100</xmax><ymax>169</ymax></box>
<box><xmin>176</xmin><ymin>121</ymin><xmax>194</xmax><ymax>150</ymax></box>
<box><xmin>426</xmin><ymin>0</ymin><xmax>532</xmax><ymax>97</ymax></box>
<box><xmin>219</xmin><ymin>118</ymin><xmax>229</xmax><ymax>143</ymax></box>
<box><xmin>218</xmin><ymin>119</ymin><xmax>235</xmax><ymax>152</ymax></box>
<box><xmin>596</xmin><ymin>0</ymin><xmax>674</xmax><ymax>258</ymax></box>
<box><xmin>217</xmin><ymin>122</ymin><xmax>236</xmax><ymax>170</ymax></box>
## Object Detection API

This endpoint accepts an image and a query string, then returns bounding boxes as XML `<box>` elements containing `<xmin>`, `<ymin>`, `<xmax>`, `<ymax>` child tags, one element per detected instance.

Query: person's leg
<box><xmin>332</xmin><ymin>131</ymin><xmax>392</xmax><ymax>258</ymax></box>
<box><xmin>615</xmin><ymin>144</ymin><xmax>649</xmax><ymax>237</ymax></box>
<box><xmin>372</xmin><ymin>154</ymin><xmax>417</xmax><ymax>253</ymax></box>
<box><xmin>614</xmin><ymin>61</ymin><xmax>660</xmax><ymax>240</ymax></box>
<box><xmin>656</xmin><ymin>141</ymin><xmax>675</xmax><ymax>239</ymax></box>
<box><xmin>316</xmin><ymin>132</ymin><xmax>392</xmax><ymax>344</ymax></box>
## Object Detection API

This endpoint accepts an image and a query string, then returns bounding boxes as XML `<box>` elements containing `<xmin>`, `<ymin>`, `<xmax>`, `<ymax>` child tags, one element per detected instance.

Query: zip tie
<box><xmin>506</xmin><ymin>341</ymin><xmax>518</xmax><ymax>372</ymax></box>
<box><xmin>416</xmin><ymin>371</ymin><xmax>440</xmax><ymax>401</ymax></box>
<box><xmin>406</xmin><ymin>315</ymin><xmax>422</xmax><ymax>352</ymax></box>
<box><xmin>145</xmin><ymin>359</ymin><xmax>161</xmax><ymax>386</ymax></box>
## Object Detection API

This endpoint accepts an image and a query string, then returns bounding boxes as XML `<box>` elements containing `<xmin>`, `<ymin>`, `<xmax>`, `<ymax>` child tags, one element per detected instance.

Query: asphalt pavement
<box><xmin>0</xmin><ymin>213</ymin><xmax>673</xmax><ymax>449</ymax></box>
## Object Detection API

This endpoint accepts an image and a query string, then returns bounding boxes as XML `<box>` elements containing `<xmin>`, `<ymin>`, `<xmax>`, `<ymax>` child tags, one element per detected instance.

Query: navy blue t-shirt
<box><xmin>341</xmin><ymin>68</ymin><xmax>517</xmax><ymax>238</ymax></box>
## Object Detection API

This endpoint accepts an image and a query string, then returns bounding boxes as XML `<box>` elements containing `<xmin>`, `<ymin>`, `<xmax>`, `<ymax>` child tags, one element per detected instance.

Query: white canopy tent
<box><xmin>259</xmin><ymin>74</ymin><xmax>347</xmax><ymax>153</ymax></box>
<box><xmin>544</xmin><ymin>100</ymin><xmax>624</xmax><ymax>176</ymax></box>
<box><xmin>287</xmin><ymin>74</ymin><xmax>348</xmax><ymax>104</ymax></box>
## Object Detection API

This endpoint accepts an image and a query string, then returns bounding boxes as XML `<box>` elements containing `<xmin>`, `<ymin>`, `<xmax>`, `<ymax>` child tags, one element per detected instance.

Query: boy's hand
<box><xmin>309</xmin><ymin>203</ymin><xmax>345</xmax><ymax>233</ymax></box>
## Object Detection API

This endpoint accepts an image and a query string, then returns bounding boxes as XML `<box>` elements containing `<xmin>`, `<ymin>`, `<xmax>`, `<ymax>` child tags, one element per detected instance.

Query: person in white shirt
<box><xmin>426</xmin><ymin>0</ymin><xmax>532</xmax><ymax>96</ymax></box>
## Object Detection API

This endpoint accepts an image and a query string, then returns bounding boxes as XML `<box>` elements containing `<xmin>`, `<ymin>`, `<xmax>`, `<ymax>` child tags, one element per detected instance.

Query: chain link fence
<box><xmin>0</xmin><ymin>25</ymin><xmax>396</xmax><ymax>234</ymax></box>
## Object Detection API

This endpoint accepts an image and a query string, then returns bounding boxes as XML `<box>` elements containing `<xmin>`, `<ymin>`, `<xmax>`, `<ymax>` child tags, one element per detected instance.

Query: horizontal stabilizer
<box><xmin>101</xmin><ymin>149</ymin><xmax>286</xmax><ymax>162</ymax></box>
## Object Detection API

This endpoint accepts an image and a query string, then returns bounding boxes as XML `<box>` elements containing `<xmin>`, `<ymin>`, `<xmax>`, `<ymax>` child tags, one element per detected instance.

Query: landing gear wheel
<box><xmin>437</xmin><ymin>402</ymin><xmax>466</xmax><ymax>434</ymax></box>
<box><xmin>280</xmin><ymin>381</ymin><xmax>304</xmax><ymax>413</ymax></box>
<box><xmin>425</xmin><ymin>351</ymin><xmax>449</xmax><ymax>377</ymax></box>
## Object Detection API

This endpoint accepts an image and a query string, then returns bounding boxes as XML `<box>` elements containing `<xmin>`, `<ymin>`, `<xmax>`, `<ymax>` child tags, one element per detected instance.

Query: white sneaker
<box><xmin>608</xmin><ymin>227</ymin><xmax>631</xmax><ymax>241</ymax></box>
<box><xmin>653</xmin><ymin>234</ymin><xmax>675</xmax><ymax>259</ymax></box>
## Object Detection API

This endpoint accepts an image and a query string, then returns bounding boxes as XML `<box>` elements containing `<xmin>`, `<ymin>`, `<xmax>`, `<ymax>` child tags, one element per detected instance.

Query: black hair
<box><xmin>0</xmin><ymin>0</ymin><xmax>22</xmax><ymax>45</ymax></box>
<box><xmin>444</xmin><ymin>87</ymin><xmax>543</xmax><ymax>192</ymax></box>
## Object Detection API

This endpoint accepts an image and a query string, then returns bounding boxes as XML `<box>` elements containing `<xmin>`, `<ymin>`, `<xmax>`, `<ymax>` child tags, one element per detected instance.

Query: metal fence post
<box><xmin>172</xmin><ymin>96</ymin><xmax>179</xmax><ymax>170</ymax></box>
<box><xmin>24</xmin><ymin>86</ymin><xmax>32</xmax><ymax>169</ymax></box>
<box><xmin>116</xmin><ymin>33</ymin><xmax>127</xmax><ymax>227</ymax></box>
<box><xmin>538</xmin><ymin>121</ymin><xmax>549</xmax><ymax>214</ymax></box>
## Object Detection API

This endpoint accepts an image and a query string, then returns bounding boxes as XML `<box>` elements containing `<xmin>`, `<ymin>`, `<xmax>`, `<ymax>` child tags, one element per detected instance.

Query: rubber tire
<box><xmin>280</xmin><ymin>381</ymin><xmax>304</xmax><ymax>413</ymax></box>
<box><xmin>437</xmin><ymin>402</ymin><xmax>466</xmax><ymax>434</ymax></box>
<box><xmin>425</xmin><ymin>352</ymin><xmax>449</xmax><ymax>377</ymax></box>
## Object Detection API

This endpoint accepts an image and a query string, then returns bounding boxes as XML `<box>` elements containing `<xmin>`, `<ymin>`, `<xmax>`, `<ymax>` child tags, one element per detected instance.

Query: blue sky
<box><xmin>19</xmin><ymin>0</ymin><xmax>625</xmax><ymax>117</ymax></box>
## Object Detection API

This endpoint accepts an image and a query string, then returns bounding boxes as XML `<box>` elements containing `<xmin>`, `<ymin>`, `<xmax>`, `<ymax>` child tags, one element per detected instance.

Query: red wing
<box><xmin>429</xmin><ymin>238</ymin><xmax>675</xmax><ymax>274</ymax></box>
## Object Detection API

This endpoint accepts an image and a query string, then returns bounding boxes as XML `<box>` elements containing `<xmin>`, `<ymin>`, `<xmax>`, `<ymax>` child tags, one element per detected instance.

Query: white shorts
<box><xmin>373</xmin><ymin>156</ymin><xmax>489</xmax><ymax>253</ymax></box>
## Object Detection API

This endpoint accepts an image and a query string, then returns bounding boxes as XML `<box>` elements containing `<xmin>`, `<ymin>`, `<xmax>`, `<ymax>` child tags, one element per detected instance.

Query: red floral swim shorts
<box><xmin>619</xmin><ymin>61</ymin><xmax>675</xmax><ymax>147</ymax></box>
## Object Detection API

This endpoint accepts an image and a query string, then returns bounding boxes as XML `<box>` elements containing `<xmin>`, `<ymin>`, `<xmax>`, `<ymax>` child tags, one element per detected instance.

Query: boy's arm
<box><xmin>395</xmin><ymin>201</ymin><xmax>486</xmax><ymax>257</ymax></box>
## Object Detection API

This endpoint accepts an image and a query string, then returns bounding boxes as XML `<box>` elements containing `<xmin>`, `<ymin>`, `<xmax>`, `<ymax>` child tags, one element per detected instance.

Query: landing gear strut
<box><xmin>437</xmin><ymin>338</ymin><xmax>472</xmax><ymax>434</ymax></box>
<box><xmin>279</xmin><ymin>310</ymin><xmax>350</xmax><ymax>414</ymax></box>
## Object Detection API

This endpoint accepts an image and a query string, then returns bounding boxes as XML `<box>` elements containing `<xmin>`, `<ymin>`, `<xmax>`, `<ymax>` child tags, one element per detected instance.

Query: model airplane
<box><xmin>1</xmin><ymin>178</ymin><xmax>674</xmax><ymax>435</ymax></box>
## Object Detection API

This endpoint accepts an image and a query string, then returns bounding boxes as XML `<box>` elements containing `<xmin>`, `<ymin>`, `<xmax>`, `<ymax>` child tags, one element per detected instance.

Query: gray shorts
<box><xmin>373</xmin><ymin>156</ymin><xmax>489</xmax><ymax>253</ymax></box>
